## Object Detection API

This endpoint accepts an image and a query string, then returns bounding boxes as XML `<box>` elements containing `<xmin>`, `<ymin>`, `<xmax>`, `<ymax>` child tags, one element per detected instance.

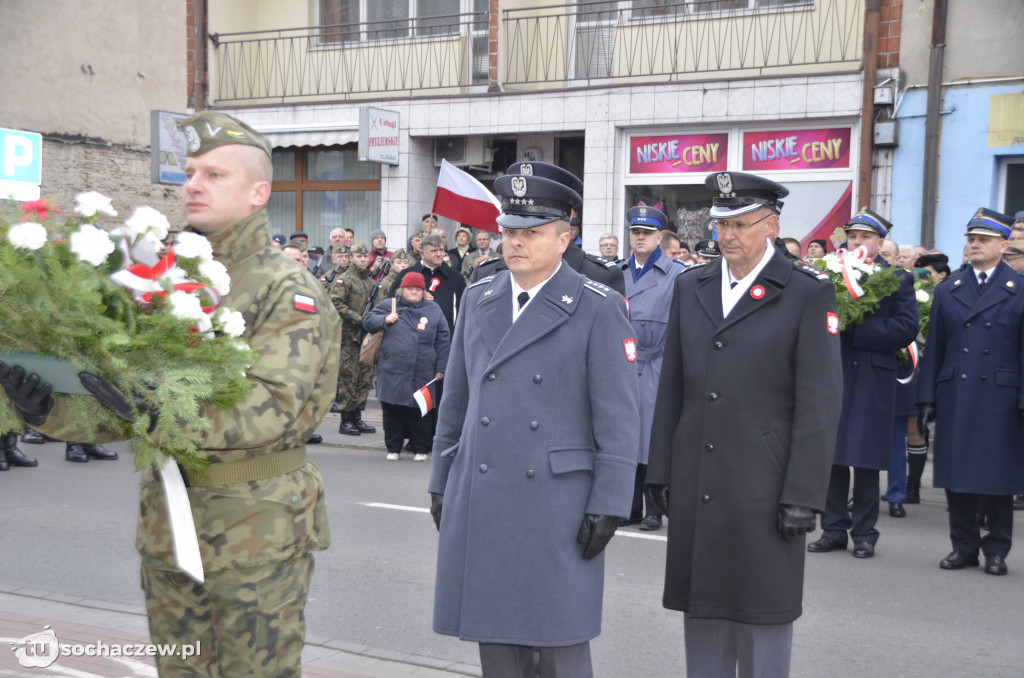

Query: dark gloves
<box><xmin>79</xmin><ymin>373</ymin><xmax>155</xmax><ymax>429</ymax></box>
<box><xmin>648</xmin><ymin>484</ymin><xmax>670</xmax><ymax>514</ymax></box>
<box><xmin>916</xmin><ymin>403</ymin><xmax>936</xmax><ymax>433</ymax></box>
<box><xmin>777</xmin><ymin>504</ymin><xmax>816</xmax><ymax>539</ymax></box>
<box><xmin>0</xmin><ymin>363</ymin><xmax>54</xmax><ymax>426</ymax></box>
<box><xmin>577</xmin><ymin>514</ymin><xmax>618</xmax><ymax>560</ymax></box>
<box><xmin>429</xmin><ymin>492</ymin><xmax>443</xmax><ymax>531</ymax></box>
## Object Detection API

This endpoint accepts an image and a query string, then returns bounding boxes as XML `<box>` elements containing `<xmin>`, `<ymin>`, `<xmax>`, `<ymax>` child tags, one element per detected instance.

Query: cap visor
<box><xmin>496</xmin><ymin>213</ymin><xmax>563</xmax><ymax>229</ymax></box>
<box><xmin>628</xmin><ymin>223</ymin><xmax>660</xmax><ymax>231</ymax></box>
<box><xmin>709</xmin><ymin>203</ymin><xmax>764</xmax><ymax>219</ymax></box>
<box><xmin>965</xmin><ymin>227</ymin><xmax>1006</xmax><ymax>238</ymax></box>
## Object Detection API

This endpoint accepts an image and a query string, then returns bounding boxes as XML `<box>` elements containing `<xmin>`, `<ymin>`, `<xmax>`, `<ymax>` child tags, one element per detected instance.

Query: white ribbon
<box><xmin>157</xmin><ymin>457</ymin><xmax>205</xmax><ymax>583</ymax></box>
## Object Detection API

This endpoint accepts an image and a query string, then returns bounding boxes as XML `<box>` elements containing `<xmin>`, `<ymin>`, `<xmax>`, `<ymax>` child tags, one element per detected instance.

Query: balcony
<box><xmin>208</xmin><ymin>0</ymin><xmax>863</xmax><ymax>106</ymax></box>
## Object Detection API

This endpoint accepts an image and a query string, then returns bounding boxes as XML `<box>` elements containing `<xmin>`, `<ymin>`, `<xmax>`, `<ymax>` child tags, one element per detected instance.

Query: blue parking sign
<box><xmin>1</xmin><ymin>128</ymin><xmax>43</xmax><ymax>184</ymax></box>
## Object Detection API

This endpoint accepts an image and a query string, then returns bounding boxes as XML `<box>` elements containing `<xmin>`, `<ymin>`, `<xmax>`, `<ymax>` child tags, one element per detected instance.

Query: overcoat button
<box><xmin>708</xmin><ymin>392</ymin><xmax>718</xmax><ymax>401</ymax></box>
<box><xmin>701</xmin><ymin>494</ymin><xmax>711</xmax><ymax>503</ymax></box>
<box><xmin>981</xmin><ymin>376</ymin><xmax>988</xmax><ymax>381</ymax></box>
<box><xmin>526</xmin><ymin>470</ymin><xmax>535</xmax><ymax>478</ymax></box>
<box><xmin>530</xmin><ymin>421</ymin><xmax>539</xmax><ymax>431</ymax></box>
<box><xmin>986</xmin><ymin>323</ymin><xmax>992</xmax><ymax>328</ymax></box>
<box><xmin>714</xmin><ymin>341</ymin><xmax>723</xmax><ymax>349</ymax></box>
<box><xmin>487</xmin><ymin>373</ymin><xmax>497</xmax><ymax>381</ymax></box>
<box><xmin>961</xmin><ymin>374</ymin><xmax>967</xmax><ymax>380</ymax></box>
<box><xmin>963</xmin><ymin>348</ymin><xmax>969</xmax><ymax>353</ymax></box>
<box><xmin>533</xmin><ymin>375</ymin><xmax>543</xmax><ymax>384</ymax></box>
<box><xmin>481</xmin><ymin>417</ymin><xmax>490</xmax><ymax>426</ymax></box>
<box><xmin>965</xmin><ymin>322</ymin><xmax>972</xmax><ymax>328</ymax></box>
<box><xmin>479</xmin><ymin>464</ymin><xmax>488</xmax><ymax>473</ymax></box>
<box><xmin>852</xmin><ymin>361</ymin><xmax>859</xmax><ymax>367</ymax></box>
<box><xmin>984</xmin><ymin>349</ymin><xmax>990</xmax><ymax>355</ymax></box>
<box><xmin>705</xmin><ymin>443</ymin><xmax>715</xmax><ymax>452</ymax></box>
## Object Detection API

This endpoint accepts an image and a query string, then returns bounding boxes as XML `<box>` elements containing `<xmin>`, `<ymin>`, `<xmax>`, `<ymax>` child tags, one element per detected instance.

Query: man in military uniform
<box><xmin>918</xmin><ymin>208</ymin><xmax>1024</xmax><ymax>576</ymax></box>
<box><xmin>330</xmin><ymin>242</ymin><xmax>377</xmax><ymax>435</ymax></box>
<box><xmin>429</xmin><ymin>161</ymin><xmax>639</xmax><ymax>677</ymax></box>
<box><xmin>647</xmin><ymin>171</ymin><xmax>842</xmax><ymax>676</ymax></box>
<box><xmin>379</xmin><ymin>249</ymin><xmax>409</xmax><ymax>299</ymax></box>
<box><xmin>618</xmin><ymin>204</ymin><xmax>684</xmax><ymax>532</ymax></box>
<box><xmin>471</xmin><ymin>162</ymin><xmax>626</xmax><ymax>296</ymax></box>
<box><xmin>0</xmin><ymin>111</ymin><xmax>341</xmax><ymax>677</ymax></box>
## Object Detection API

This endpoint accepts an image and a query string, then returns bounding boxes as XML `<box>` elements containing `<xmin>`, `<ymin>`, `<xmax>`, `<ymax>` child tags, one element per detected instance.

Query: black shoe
<box><xmin>0</xmin><ymin>452</ymin><xmax>7</xmax><ymax>471</ymax></box>
<box><xmin>3</xmin><ymin>432</ymin><xmax>38</xmax><ymax>467</ymax></box>
<box><xmin>807</xmin><ymin>536</ymin><xmax>848</xmax><ymax>553</ymax></box>
<box><xmin>940</xmin><ymin>550</ymin><xmax>979</xmax><ymax>570</ymax></box>
<box><xmin>82</xmin><ymin>443</ymin><xmax>118</xmax><ymax>460</ymax></box>
<box><xmin>329</xmin><ymin>402</ymin><xmax>342</xmax><ymax>414</ymax></box>
<box><xmin>853</xmin><ymin>542</ymin><xmax>875</xmax><ymax>558</ymax></box>
<box><xmin>617</xmin><ymin>517</ymin><xmax>641</xmax><ymax>527</ymax></box>
<box><xmin>66</xmin><ymin>443</ymin><xmax>90</xmax><ymax>463</ymax></box>
<box><xmin>984</xmin><ymin>554</ymin><xmax>1008</xmax><ymax>576</ymax></box>
<box><xmin>352</xmin><ymin>411</ymin><xmax>376</xmax><ymax>434</ymax></box>
<box><xmin>889</xmin><ymin>502</ymin><xmax>906</xmax><ymax>518</ymax></box>
<box><xmin>404</xmin><ymin>441</ymin><xmax>415</xmax><ymax>452</ymax></box>
<box><xmin>1014</xmin><ymin>495</ymin><xmax>1024</xmax><ymax>511</ymax></box>
<box><xmin>905</xmin><ymin>478</ymin><xmax>921</xmax><ymax>504</ymax></box>
<box><xmin>21</xmin><ymin>428</ymin><xmax>45</xmax><ymax>444</ymax></box>
<box><xmin>306</xmin><ymin>433</ymin><xmax>323</xmax><ymax>444</ymax></box>
<box><xmin>338</xmin><ymin>412</ymin><xmax>361</xmax><ymax>436</ymax></box>
<box><xmin>638</xmin><ymin>515</ymin><xmax>663</xmax><ymax>531</ymax></box>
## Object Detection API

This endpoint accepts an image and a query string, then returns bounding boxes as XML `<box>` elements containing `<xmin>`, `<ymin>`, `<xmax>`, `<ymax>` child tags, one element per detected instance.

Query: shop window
<box><xmin>268</xmin><ymin>146</ymin><xmax>381</xmax><ymax>249</ymax></box>
<box><xmin>625</xmin><ymin>184</ymin><xmax>715</xmax><ymax>253</ymax></box>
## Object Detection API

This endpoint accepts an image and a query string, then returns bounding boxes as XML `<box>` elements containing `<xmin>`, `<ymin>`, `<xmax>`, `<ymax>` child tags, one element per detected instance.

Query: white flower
<box><xmin>215</xmin><ymin>308</ymin><xmax>246</xmax><ymax>337</ymax></box>
<box><xmin>157</xmin><ymin>266</ymin><xmax>190</xmax><ymax>285</ymax></box>
<box><xmin>173</xmin><ymin>232</ymin><xmax>214</xmax><ymax>261</ymax></box>
<box><xmin>7</xmin><ymin>222</ymin><xmax>48</xmax><ymax>250</ymax></box>
<box><xmin>167</xmin><ymin>290</ymin><xmax>208</xmax><ymax>322</ymax></box>
<box><xmin>824</xmin><ymin>256</ymin><xmax>843</xmax><ymax>275</ymax></box>
<box><xmin>69</xmin><ymin>223</ymin><xmax>116</xmax><ymax>266</ymax></box>
<box><xmin>916</xmin><ymin>289</ymin><xmax>930</xmax><ymax>303</ymax></box>
<box><xmin>125</xmin><ymin>206</ymin><xmax>170</xmax><ymax>242</ymax></box>
<box><xmin>73</xmin><ymin>191</ymin><xmax>118</xmax><ymax>218</ymax></box>
<box><xmin>198</xmin><ymin>259</ymin><xmax>231</xmax><ymax>296</ymax></box>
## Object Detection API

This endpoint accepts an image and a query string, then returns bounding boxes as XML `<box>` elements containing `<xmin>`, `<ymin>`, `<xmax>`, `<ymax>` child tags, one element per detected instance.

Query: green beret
<box><xmin>178</xmin><ymin>111</ymin><xmax>272</xmax><ymax>158</ymax></box>
<box><xmin>331</xmin><ymin>245</ymin><xmax>351</xmax><ymax>255</ymax></box>
<box><xmin>392</xmin><ymin>249</ymin><xmax>408</xmax><ymax>259</ymax></box>
<box><xmin>350</xmin><ymin>242</ymin><xmax>369</xmax><ymax>255</ymax></box>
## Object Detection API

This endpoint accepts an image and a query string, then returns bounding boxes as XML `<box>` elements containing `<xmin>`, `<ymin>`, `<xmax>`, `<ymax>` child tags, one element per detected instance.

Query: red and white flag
<box><xmin>432</xmin><ymin>159</ymin><xmax>502</xmax><ymax>233</ymax></box>
<box><xmin>413</xmin><ymin>379</ymin><xmax>439</xmax><ymax>417</ymax></box>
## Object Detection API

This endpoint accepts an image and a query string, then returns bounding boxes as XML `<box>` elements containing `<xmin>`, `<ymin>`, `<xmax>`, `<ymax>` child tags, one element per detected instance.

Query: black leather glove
<box><xmin>648</xmin><ymin>484</ymin><xmax>670</xmax><ymax>514</ymax></box>
<box><xmin>79</xmin><ymin>373</ymin><xmax>155</xmax><ymax>429</ymax></box>
<box><xmin>916</xmin><ymin>403</ymin><xmax>936</xmax><ymax>433</ymax></box>
<box><xmin>0</xmin><ymin>363</ymin><xmax>54</xmax><ymax>426</ymax></box>
<box><xmin>429</xmin><ymin>493</ymin><xmax>443</xmax><ymax>531</ymax></box>
<box><xmin>777</xmin><ymin>504</ymin><xmax>816</xmax><ymax>539</ymax></box>
<box><xmin>577</xmin><ymin>514</ymin><xmax>618</xmax><ymax>560</ymax></box>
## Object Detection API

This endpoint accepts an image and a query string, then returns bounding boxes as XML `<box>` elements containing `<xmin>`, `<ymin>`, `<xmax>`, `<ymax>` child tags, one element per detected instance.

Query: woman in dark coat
<box><xmin>362</xmin><ymin>271</ymin><xmax>450</xmax><ymax>461</ymax></box>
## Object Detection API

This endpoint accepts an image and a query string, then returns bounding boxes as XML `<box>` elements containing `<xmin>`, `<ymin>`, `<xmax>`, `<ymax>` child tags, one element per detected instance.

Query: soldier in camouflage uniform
<box><xmin>378</xmin><ymin>248</ymin><xmax>408</xmax><ymax>300</ymax></box>
<box><xmin>329</xmin><ymin>242</ymin><xmax>377</xmax><ymax>435</ymax></box>
<box><xmin>0</xmin><ymin>112</ymin><xmax>341</xmax><ymax>677</ymax></box>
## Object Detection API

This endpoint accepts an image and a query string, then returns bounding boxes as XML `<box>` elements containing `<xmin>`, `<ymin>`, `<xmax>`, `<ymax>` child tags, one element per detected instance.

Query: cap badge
<box><xmin>511</xmin><ymin>176</ymin><xmax>527</xmax><ymax>198</ymax></box>
<box><xmin>562</xmin><ymin>295</ymin><xmax>574</xmax><ymax>304</ymax></box>
<box><xmin>184</xmin><ymin>126</ymin><xmax>201</xmax><ymax>153</ymax></box>
<box><xmin>717</xmin><ymin>173</ymin><xmax>733</xmax><ymax>196</ymax></box>
<box><xmin>975</xmin><ymin>207</ymin><xmax>985</xmax><ymax>219</ymax></box>
<box><xmin>521</xmin><ymin>163</ymin><xmax>533</xmax><ymax>176</ymax></box>
<box><xmin>639</xmin><ymin>206</ymin><xmax>648</xmax><ymax>217</ymax></box>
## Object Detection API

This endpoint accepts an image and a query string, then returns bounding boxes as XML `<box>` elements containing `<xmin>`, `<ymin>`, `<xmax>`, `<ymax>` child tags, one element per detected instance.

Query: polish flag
<box><xmin>413</xmin><ymin>379</ymin><xmax>438</xmax><ymax>417</ymax></box>
<box><xmin>432</xmin><ymin>159</ymin><xmax>502</xmax><ymax>233</ymax></box>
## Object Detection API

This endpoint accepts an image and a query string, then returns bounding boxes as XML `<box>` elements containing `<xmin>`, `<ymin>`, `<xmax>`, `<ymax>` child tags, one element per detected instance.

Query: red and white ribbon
<box><xmin>897</xmin><ymin>341</ymin><xmax>919</xmax><ymax>385</ymax></box>
<box><xmin>109</xmin><ymin>250</ymin><xmax>221</xmax><ymax>335</ymax></box>
<box><xmin>838</xmin><ymin>245</ymin><xmax>869</xmax><ymax>299</ymax></box>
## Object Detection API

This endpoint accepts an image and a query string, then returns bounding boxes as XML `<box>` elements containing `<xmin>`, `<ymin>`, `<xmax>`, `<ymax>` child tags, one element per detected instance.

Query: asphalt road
<box><xmin>2</xmin><ymin>415</ymin><xmax>1022</xmax><ymax>677</ymax></box>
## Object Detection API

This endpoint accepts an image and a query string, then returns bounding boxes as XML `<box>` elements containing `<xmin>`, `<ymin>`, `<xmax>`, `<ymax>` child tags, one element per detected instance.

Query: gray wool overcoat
<box><xmin>428</xmin><ymin>263</ymin><xmax>640</xmax><ymax>646</ymax></box>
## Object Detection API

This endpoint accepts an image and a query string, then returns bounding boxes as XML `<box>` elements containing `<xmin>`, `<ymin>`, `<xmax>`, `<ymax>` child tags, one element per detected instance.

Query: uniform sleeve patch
<box><xmin>826</xmin><ymin>312</ymin><xmax>839</xmax><ymax>334</ymax></box>
<box><xmin>294</xmin><ymin>293</ymin><xmax>316</xmax><ymax>313</ymax></box>
<box><xmin>624</xmin><ymin>337</ymin><xmax>637</xmax><ymax>361</ymax></box>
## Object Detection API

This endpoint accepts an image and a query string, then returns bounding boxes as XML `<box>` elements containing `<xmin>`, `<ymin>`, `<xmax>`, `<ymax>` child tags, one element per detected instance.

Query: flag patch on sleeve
<box><xmin>826</xmin><ymin>312</ymin><xmax>839</xmax><ymax>335</ymax></box>
<box><xmin>623</xmin><ymin>338</ymin><xmax>637</xmax><ymax>362</ymax></box>
<box><xmin>294</xmin><ymin>294</ymin><xmax>316</xmax><ymax>313</ymax></box>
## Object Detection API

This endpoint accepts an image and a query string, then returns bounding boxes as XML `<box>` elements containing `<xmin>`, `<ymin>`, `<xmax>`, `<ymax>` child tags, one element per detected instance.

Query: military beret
<box><xmin>271</xmin><ymin>234</ymin><xmax>287</xmax><ymax>245</ymax></box>
<box><xmin>695</xmin><ymin>239</ymin><xmax>721</xmax><ymax>258</ymax></box>
<box><xmin>626</xmin><ymin>205</ymin><xmax>668</xmax><ymax>231</ymax></box>
<box><xmin>351</xmin><ymin>242</ymin><xmax>369</xmax><ymax>254</ymax></box>
<box><xmin>1006</xmin><ymin>240</ymin><xmax>1024</xmax><ymax>255</ymax></box>
<box><xmin>966</xmin><ymin>207</ymin><xmax>1014</xmax><ymax>239</ymax></box>
<box><xmin>914</xmin><ymin>252</ymin><xmax>948</xmax><ymax>268</ymax></box>
<box><xmin>705</xmin><ymin>171</ymin><xmax>789</xmax><ymax>218</ymax></box>
<box><xmin>178</xmin><ymin>111</ymin><xmax>272</xmax><ymax>158</ymax></box>
<box><xmin>845</xmin><ymin>207</ymin><xmax>892</xmax><ymax>237</ymax></box>
<box><xmin>506</xmin><ymin>162</ymin><xmax>584</xmax><ymax>196</ymax></box>
<box><xmin>495</xmin><ymin>162</ymin><xmax>583</xmax><ymax>229</ymax></box>
<box><xmin>331</xmin><ymin>245</ymin><xmax>351</xmax><ymax>255</ymax></box>
<box><xmin>392</xmin><ymin>248</ymin><xmax>408</xmax><ymax>259</ymax></box>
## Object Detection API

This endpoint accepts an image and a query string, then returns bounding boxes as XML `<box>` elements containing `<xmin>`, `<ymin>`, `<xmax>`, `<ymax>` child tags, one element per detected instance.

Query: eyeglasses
<box><xmin>710</xmin><ymin>212</ymin><xmax>772</xmax><ymax>235</ymax></box>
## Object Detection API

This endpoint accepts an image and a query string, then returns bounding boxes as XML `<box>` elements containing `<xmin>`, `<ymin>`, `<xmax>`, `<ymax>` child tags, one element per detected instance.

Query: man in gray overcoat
<box><xmin>646</xmin><ymin>171</ymin><xmax>843</xmax><ymax>677</ymax></box>
<box><xmin>428</xmin><ymin>161</ymin><xmax>640</xmax><ymax>678</ymax></box>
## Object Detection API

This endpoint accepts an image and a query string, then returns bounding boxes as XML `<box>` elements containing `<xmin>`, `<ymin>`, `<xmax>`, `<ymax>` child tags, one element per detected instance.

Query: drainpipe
<box><xmin>920</xmin><ymin>0</ymin><xmax>948</xmax><ymax>249</ymax></box>
<box><xmin>487</xmin><ymin>0</ymin><xmax>501</xmax><ymax>93</ymax></box>
<box><xmin>858</xmin><ymin>0</ymin><xmax>881</xmax><ymax>213</ymax></box>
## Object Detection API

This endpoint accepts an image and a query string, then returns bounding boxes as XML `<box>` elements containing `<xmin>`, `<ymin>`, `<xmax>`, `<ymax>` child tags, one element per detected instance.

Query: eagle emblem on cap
<box><xmin>717</xmin><ymin>173</ymin><xmax>733</xmax><ymax>196</ymax></box>
<box><xmin>639</xmin><ymin>206</ymin><xmax>648</xmax><ymax>217</ymax></box>
<box><xmin>184</xmin><ymin>125</ymin><xmax>201</xmax><ymax>153</ymax></box>
<box><xmin>975</xmin><ymin>207</ymin><xmax>985</xmax><ymax>219</ymax></box>
<box><xmin>511</xmin><ymin>176</ymin><xmax>527</xmax><ymax>198</ymax></box>
<box><xmin>521</xmin><ymin>164</ymin><xmax>533</xmax><ymax>176</ymax></box>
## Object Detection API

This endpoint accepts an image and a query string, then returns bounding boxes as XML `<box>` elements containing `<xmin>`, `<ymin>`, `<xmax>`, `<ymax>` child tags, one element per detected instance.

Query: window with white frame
<box><xmin>319</xmin><ymin>0</ymin><xmax>487</xmax><ymax>42</ymax></box>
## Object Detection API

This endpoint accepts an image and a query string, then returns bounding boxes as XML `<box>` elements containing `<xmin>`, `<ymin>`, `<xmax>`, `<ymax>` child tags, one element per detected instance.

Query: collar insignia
<box><xmin>562</xmin><ymin>295</ymin><xmax>573</xmax><ymax>304</ymax></box>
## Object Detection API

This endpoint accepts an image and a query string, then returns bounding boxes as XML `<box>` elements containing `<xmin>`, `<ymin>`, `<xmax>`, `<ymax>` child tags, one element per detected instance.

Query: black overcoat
<box><xmin>646</xmin><ymin>251</ymin><xmax>842</xmax><ymax>624</ymax></box>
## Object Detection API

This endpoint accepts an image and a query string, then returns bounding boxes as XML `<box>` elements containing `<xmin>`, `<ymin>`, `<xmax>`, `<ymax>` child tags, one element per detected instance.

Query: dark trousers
<box><xmin>885</xmin><ymin>416</ymin><xmax>908</xmax><ymax>502</ymax></box>
<box><xmin>946</xmin><ymin>489</ymin><xmax>1013</xmax><ymax>558</ymax></box>
<box><xmin>628</xmin><ymin>463</ymin><xmax>663</xmax><ymax>520</ymax></box>
<box><xmin>821</xmin><ymin>465</ymin><xmax>880</xmax><ymax>545</ymax></box>
<box><xmin>478</xmin><ymin>642</ymin><xmax>592</xmax><ymax>678</ymax></box>
<box><xmin>381</xmin><ymin>402</ymin><xmax>432</xmax><ymax>454</ymax></box>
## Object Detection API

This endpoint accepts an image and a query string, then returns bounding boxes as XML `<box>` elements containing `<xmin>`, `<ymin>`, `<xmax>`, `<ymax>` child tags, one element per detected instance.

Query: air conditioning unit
<box><xmin>434</xmin><ymin>137</ymin><xmax>495</xmax><ymax>168</ymax></box>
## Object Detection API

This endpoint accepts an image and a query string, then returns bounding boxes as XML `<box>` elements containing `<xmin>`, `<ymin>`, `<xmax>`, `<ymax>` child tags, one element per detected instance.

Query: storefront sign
<box><xmin>742</xmin><ymin>128</ymin><xmax>851</xmax><ymax>171</ymax></box>
<box><xmin>150</xmin><ymin>111</ymin><xmax>189</xmax><ymax>185</ymax></box>
<box><xmin>629</xmin><ymin>133</ymin><xmax>728</xmax><ymax>174</ymax></box>
<box><xmin>358</xmin><ymin>107</ymin><xmax>400</xmax><ymax>166</ymax></box>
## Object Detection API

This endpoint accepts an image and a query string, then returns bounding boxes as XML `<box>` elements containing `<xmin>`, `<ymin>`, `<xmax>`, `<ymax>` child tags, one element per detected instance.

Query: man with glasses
<box><xmin>647</xmin><ymin>171</ymin><xmax>842</xmax><ymax>677</ymax></box>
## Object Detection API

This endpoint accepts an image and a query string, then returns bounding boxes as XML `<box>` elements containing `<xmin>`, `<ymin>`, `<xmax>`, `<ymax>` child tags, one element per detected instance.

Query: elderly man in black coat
<box><xmin>647</xmin><ymin>171</ymin><xmax>842</xmax><ymax>677</ymax></box>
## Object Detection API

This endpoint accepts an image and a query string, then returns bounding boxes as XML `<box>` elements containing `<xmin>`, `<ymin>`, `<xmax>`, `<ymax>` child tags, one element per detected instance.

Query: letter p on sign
<box><xmin>0</xmin><ymin>128</ymin><xmax>43</xmax><ymax>201</ymax></box>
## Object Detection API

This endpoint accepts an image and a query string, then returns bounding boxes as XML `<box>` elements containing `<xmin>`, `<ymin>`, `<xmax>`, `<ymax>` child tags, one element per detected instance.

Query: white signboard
<box><xmin>358</xmin><ymin>107</ymin><xmax>400</xmax><ymax>166</ymax></box>
<box><xmin>0</xmin><ymin>127</ymin><xmax>43</xmax><ymax>201</ymax></box>
<box><xmin>151</xmin><ymin>111</ymin><xmax>189</xmax><ymax>185</ymax></box>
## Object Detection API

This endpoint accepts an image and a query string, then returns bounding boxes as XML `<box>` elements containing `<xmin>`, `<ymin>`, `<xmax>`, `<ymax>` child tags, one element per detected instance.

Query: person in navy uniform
<box><xmin>807</xmin><ymin>208</ymin><xmax>918</xmax><ymax>559</ymax></box>
<box><xmin>917</xmin><ymin>208</ymin><xmax>1024</xmax><ymax>576</ymax></box>
<box><xmin>647</xmin><ymin>171</ymin><xmax>842</xmax><ymax>677</ymax></box>
<box><xmin>618</xmin><ymin>204</ymin><xmax>684</xmax><ymax>531</ymax></box>
<box><xmin>470</xmin><ymin>162</ymin><xmax>625</xmax><ymax>296</ymax></box>
<box><xmin>694</xmin><ymin>238</ymin><xmax>721</xmax><ymax>263</ymax></box>
<box><xmin>428</xmin><ymin>161</ymin><xmax>639</xmax><ymax>678</ymax></box>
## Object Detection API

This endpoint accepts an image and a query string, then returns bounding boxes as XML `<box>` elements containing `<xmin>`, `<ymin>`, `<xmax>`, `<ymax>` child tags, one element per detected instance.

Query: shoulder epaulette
<box><xmin>477</xmin><ymin>256</ymin><xmax>502</xmax><ymax>267</ymax></box>
<box><xmin>467</xmin><ymin>275</ymin><xmax>496</xmax><ymax>290</ymax></box>
<box><xmin>588</xmin><ymin>253</ymin><xmax>617</xmax><ymax>269</ymax></box>
<box><xmin>680</xmin><ymin>261</ymin><xmax>707</xmax><ymax>274</ymax></box>
<box><xmin>794</xmin><ymin>260</ymin><xmax>830</xmax><ymax>281</ymax></box>
<box><xmin>584</xmin><ymin>279</ymin><xmax>610</xmax><ymax>297</ymax></box>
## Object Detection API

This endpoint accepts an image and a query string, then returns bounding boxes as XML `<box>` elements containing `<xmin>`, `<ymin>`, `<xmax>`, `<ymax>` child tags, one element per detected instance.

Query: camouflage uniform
<box><xmin>328</xmin><ymin>251</ymin><xmax>376</xmax><ymax>433</ymax></box>
<box><xmin>34</xmin><ymin>208</ymin><xmax>342</xmax><ymax>677</ymax></box>
<box><xmin>377</xmin><ymin>249</ymin><xmax>408</xmax><ymax>301</ymax></box>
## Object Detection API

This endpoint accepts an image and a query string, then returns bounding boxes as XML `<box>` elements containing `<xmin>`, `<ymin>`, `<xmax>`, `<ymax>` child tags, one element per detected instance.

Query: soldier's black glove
<box><xmin>777</xmin><ymin>504</ymin><xmax>816</xmax><ymax>539</ymax></box>
<box><xmin>577</xmin><ymin>514</ymin><xmax>618</xmax><ymax>560</ymax></box>
<box><xmin>648</xmin><ymin>483</ymin><xmax>670</xmax><ymax>514</ymax></box>
<box><xmin>0</xmin><ymin>363</ymin><xmax>54</xmax><ymax>426</ymax></box>
<box><xmin>79</xmin><ymin>373</ymin><xmax>156</xmax><ymax>430</ymax></box>
<box><xmin>916</xmin><ymin>403</ymin><xmax>936</xmax><ymax>433</ymax></box>
<box><xmin>429</xmin><ymin>493</ymin><xmax>443</xmax><ymax>531</ymax></box>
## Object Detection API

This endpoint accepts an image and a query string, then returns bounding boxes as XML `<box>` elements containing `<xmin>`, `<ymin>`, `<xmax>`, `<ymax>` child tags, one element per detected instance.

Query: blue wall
<box><xmin>891</xmin><ymin>83</ymin><xmax>1024</xmax><ymax>258</ymax></box>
